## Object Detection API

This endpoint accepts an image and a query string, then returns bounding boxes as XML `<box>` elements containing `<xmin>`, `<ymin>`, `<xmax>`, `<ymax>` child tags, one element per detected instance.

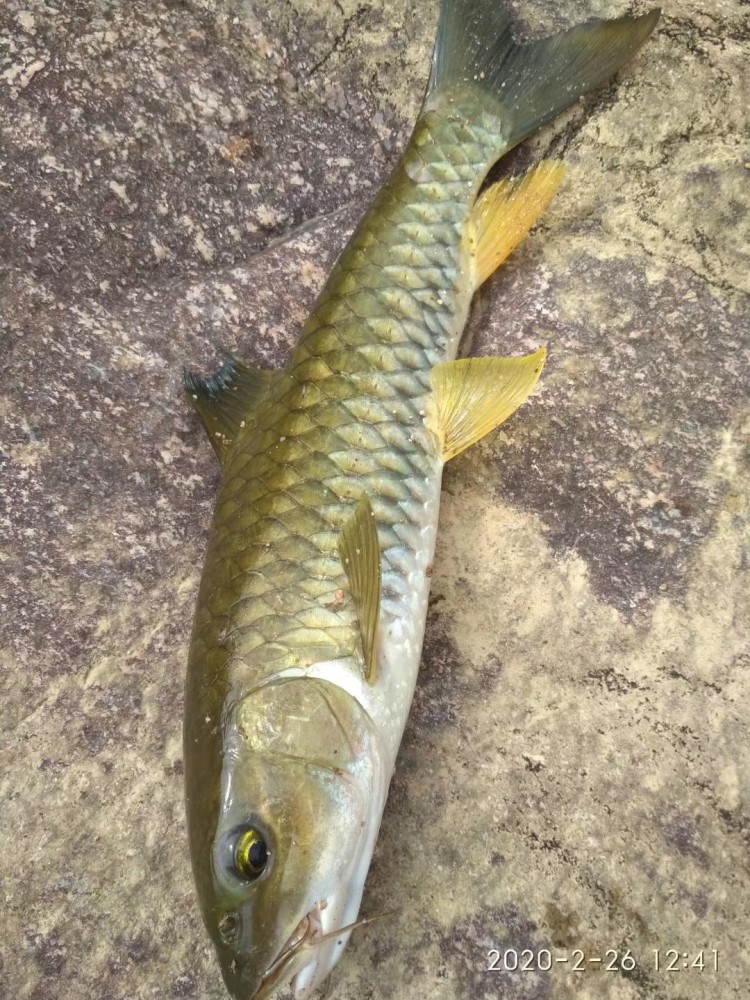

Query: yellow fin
<box><xmin>468</xmin><ymin>161</ymin><xmax>565</xmax><ymax>288</ymax></box>
<box><xmin>431</xmin><ymin>349</ymin><xmax>547</xmax><ymax>462</ymax></box>
<box><xmin>338</xmin><ymin>495</ymin><xmax>381</xmax><ymax>683</ymax></box>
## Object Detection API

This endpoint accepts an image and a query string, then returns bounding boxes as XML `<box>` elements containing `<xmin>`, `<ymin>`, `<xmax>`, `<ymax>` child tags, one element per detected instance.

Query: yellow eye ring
<box><xmin>235</xmin><ymin>827</ymin><xmax>268</xmax><ymax>880</ymax></box>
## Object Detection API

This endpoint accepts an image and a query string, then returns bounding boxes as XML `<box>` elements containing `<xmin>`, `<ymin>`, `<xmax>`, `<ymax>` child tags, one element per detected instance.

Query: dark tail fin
<box><xmin>426</xmin><ymin>0</ymin><xmax>659</xmax><ymax>148</ymax></box>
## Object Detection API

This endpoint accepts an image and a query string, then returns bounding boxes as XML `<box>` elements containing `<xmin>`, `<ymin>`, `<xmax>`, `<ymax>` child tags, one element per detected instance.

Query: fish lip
<box><xmin>250</xmin><ymin>904</ymin><xmax>324</xmax><ymax>999</ymax></box>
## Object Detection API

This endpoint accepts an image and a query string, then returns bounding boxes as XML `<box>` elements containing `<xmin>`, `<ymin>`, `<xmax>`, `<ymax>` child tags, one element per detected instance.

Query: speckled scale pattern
<box><xmin>189</xmin><ymin>100</ymin><xmax>507</xmax><ymax>701</ymax></box>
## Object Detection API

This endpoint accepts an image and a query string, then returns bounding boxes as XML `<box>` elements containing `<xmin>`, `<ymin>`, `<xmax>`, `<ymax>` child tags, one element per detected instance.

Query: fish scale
<box><xmin>190</xmin><ymin>106</ymin><xmax>501</xmax><ymax>700</ymax></box>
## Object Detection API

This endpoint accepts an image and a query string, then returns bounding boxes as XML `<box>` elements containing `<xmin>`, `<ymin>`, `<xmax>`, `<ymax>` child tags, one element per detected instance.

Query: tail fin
<box><xmin>426</xmin><ymin>0</ymin><xmax>659</xmax><ymax>148</ymax></box>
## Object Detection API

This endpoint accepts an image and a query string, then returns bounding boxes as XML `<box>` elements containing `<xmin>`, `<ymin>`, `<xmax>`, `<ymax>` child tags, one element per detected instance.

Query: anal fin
<box><xmin>183</xmin><ymin>352</ymin><xmax>277</xmax><ymax>462</ymax></box>
<box><xmin>431</xmin><ymin>349</ymin><xmax>546</xmax><ymax>461</ymax></box>
<box><xmin>468</xmin><ymin>161</ymin><xmax>565</xmax><ymax>288</ymax></box>
<box><xmin>338</xmin><ymin>495</ymin><xmax>381</xmax><ymax>684</ymax></box>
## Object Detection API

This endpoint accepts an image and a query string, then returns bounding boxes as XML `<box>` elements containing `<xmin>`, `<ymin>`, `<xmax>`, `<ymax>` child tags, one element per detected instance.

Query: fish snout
<box><xmin>219</xmin><ymin>907</ymin><xmax>322</xmax><ymax>1000</ymax></box>
<box><xmin>219</xmin><ymin>954</ymin><xmax>264</xmax><ymax>1000</ymax></box>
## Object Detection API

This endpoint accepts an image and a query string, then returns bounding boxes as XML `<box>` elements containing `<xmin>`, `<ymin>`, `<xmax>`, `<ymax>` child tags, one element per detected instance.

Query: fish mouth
<box><xmin>252</xmin><ymin>904</ymin><xmax>324</xmax><ymax>999</ymax></box>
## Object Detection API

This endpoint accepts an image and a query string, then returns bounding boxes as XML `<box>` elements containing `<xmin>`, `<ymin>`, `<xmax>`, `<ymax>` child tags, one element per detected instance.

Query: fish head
<box><xmin>186</xmin><ymin>675</ymin><xmax>386</xmax><ymax>999</ymax></box>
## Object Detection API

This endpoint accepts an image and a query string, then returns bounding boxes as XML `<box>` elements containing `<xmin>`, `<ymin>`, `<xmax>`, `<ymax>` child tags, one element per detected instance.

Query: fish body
<box><xmin>182</xmin><ymin>2</ymin><xmax>659</xmax><ymax>997</ymax></box>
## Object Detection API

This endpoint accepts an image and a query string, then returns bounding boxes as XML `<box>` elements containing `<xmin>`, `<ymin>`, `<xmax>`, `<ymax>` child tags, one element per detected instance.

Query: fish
<box><xmin>181</xmin><ymin>1</ymin><xmax>659</xmax><ymax>997</ymax></box>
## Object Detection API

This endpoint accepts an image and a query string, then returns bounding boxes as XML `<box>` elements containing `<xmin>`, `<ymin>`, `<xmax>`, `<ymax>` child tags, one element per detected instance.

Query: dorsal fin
<box><xmin>338</xmin><ymin>495</ymin><xmax>381</xmax><ymax>684</ymax></box>
<box><xmin>183</xmin><ymin>353</ymin><xmax>276</xmax><ymax>462</ymax></box>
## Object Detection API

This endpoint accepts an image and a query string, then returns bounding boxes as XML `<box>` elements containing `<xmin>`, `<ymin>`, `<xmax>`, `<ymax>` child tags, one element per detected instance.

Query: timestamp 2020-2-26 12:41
<box><xmin>486</xmin><ymin>948</ymin><xmax>720</xmax><ymax>974</ymax></box>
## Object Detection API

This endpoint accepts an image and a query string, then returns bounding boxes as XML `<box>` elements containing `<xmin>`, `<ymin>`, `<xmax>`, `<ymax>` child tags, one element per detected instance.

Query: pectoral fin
<box><xmin>431</xmin><ymin>349</ymin><xmax>546</xmax><ymax>461</ymax></box>
<box><xmin>338</xmin><ymin>495</ymin><xmax>381</xmax><ymax>683</ymax></box>
<box><xmin>183</xmin><ymin>352</ymin><xmax>277</xmax><ymax>462</ymax></box>
<box><xmin>468</xmin><ymin>162</ymin><xmax>565</xmax><ymax>288</ymax></box>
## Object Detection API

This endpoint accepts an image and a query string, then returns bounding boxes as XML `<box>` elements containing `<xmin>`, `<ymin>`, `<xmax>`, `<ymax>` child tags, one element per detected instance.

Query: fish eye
<box><xmin>234</xmin><ymin>826</ymin><xmax>268</xmax><ymax>881</ymax></box>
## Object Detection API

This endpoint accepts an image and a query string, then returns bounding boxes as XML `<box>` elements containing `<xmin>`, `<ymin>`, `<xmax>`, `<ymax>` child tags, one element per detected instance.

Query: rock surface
<box><xmin>1</xmin><ymin>1</ymin><xmax>748</xmax><ymax>999</ymax></box>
